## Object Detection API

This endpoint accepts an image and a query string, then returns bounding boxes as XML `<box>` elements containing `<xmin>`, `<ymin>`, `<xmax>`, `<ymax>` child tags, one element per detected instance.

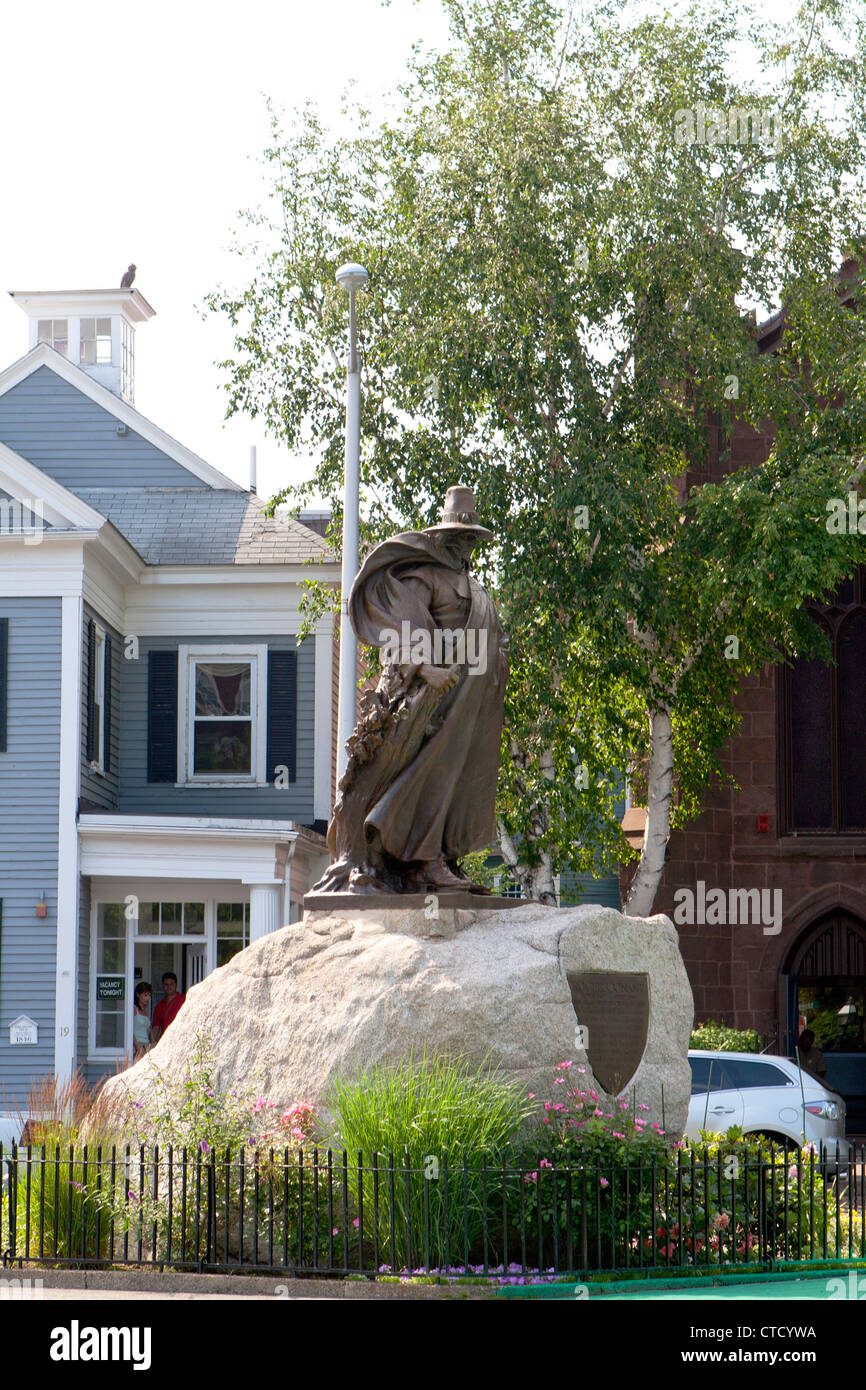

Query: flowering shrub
<box><xmin>100</xmin><ymin>1035</ymin><xmax>330</xmax><ymax>1263</ymax></box>
<box><xmin>508</xmin><ymin>1061</ymin><xmax>672</xmax><ymax>1263</ymax></box>
<box><xmin>668</xmin><ymin>1131</ymin><xmax>863</xmax><ymax>1265</ymax></box>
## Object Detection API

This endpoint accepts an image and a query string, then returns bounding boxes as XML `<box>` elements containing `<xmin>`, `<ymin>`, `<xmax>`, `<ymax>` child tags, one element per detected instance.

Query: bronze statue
<box><xmin>312</xmin><ymin>487</ymin><xmax>508</xmax><ymax>896</ymax></box>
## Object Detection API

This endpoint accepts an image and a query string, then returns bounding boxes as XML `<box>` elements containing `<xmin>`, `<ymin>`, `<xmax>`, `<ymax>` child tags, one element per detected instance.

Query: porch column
<box><xmin>245</xmin><ymin>880</ymin><xmax>285</xmax><ymax>942</ymax></box>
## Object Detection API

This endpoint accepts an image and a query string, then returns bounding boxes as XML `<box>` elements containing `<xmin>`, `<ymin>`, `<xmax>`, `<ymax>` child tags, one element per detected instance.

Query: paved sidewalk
<box><xmin>2</xmin><ymin>1268</ymin><xmax>494</xmax><ymax>1300</ymax></box>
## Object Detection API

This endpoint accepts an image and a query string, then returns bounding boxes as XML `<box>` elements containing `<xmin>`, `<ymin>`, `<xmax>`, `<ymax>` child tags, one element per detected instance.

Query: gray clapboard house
<box><xmin>0</xmin><ymin>286</ymin><xmax>336</xmax><ymax>1138</ymax></box>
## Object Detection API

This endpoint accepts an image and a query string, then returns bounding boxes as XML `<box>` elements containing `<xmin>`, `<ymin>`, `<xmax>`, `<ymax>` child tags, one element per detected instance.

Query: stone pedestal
<box><xmin>101</xmin><ymin>902</ymin><xmax>694</xmax><ymax>1137</ymax></box>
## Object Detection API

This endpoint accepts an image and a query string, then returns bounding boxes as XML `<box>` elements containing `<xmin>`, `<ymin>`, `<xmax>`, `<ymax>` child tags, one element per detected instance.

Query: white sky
<box><xmin>0</xmin><ymin>0</ymin><xmax>805</xmax><ymax>502</ymax></box>
<box><xmin>0</xmin><ymin>0</ymin><xmax>450</xmax><ymax>500</ymax></box>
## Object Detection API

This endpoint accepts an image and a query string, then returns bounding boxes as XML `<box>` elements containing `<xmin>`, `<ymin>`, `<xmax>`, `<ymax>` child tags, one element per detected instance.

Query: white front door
<box><xmin>186</xmin><ymin>943</ymin><xmax>207</xmax><ymax>987</ymax></box>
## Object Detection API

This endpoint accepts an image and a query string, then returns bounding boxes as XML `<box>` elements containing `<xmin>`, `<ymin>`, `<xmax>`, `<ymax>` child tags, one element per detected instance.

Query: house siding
<box><xmin>0</xmin><ymin>366</ymin><xmax>208</xmax><ymax>490</ymax></box>
<box><xmin>0</xmin><ymin>597</ymin><xmax>61</xmax><ymax>1104</ymax></box>
<box><xmin>117</xmin><ymin>635</ymin><xmax>316</xmax><ymax>821</ymax></box>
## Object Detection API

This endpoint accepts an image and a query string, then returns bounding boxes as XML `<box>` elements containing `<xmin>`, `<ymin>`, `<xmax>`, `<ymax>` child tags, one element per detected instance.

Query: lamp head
<box><xmin>335</xmin><ymin>262</ymin><xmax>369</xmax><ymax>293</ymax></box>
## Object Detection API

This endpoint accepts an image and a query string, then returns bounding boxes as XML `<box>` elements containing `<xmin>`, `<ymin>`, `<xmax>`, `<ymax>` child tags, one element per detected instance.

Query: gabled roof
<box><xmin>0</xmin><ymin>345</ymin><xmax>244</xmax><ymax>492</ymax></box>
<box><xmin>0</xmin><ymin>437</ymin><xmax>107</xmax><ymax>531</ymax></box>
<box><xmin>71</xmin><ymin>488</ymin><xmax>333</xmax><ymax>566</ymax></box>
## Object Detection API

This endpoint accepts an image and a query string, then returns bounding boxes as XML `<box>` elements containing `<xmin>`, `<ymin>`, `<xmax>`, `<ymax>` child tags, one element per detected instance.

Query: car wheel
<box><xmin>748</xmin><ymin>1131</ymin><xmax>798</xmax><ymax>1153</ymax></box>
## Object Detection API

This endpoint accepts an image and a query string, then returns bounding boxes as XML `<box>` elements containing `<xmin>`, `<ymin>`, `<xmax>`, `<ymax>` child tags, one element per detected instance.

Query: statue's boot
<box><xmin>421</xmin><ymin>857</ymin><xmax>468</xmax><ymax>891</ymax></box>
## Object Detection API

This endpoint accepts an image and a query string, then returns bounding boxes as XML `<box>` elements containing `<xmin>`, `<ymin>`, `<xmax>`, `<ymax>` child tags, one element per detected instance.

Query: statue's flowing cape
<box><xmin>328</xmin><ymin>531</ymin><xmax>508</xmax><ymax>870</ymax></box>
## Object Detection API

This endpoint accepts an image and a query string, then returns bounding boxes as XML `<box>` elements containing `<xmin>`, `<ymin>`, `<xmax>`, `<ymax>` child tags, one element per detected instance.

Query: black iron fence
<box><xmin>1</xmin><ymin>1141</ymin><xmax>863</xmax><ymax>1280</ymax></box>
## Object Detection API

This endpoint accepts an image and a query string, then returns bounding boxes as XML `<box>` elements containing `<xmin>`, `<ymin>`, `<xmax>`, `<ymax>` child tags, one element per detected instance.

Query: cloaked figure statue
<box><xmin>312</xmin><ymin>486</ymin><xmax>508</xmax><ymax>896</ymax></box>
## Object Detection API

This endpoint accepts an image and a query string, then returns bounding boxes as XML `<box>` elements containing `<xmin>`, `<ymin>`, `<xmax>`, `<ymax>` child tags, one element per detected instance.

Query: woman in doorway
<box><xmin>133</xmin><ymin>982</ymin><xmax>154</xmax><ymax>1062</ymax></box>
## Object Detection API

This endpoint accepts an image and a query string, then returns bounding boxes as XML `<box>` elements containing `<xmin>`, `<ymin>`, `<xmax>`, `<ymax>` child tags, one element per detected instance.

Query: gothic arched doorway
<box><xmin>783</xmin><ymin>909</ymin><xmax>866</xmax><ymax>1132</ymax></box>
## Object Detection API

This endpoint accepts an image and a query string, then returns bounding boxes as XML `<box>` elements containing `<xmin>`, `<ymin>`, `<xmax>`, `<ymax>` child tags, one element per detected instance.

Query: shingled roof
<box><xmin>71</xmin><ymin>487</ymin><xmax>332</xmax><ymax>566</ymax></box>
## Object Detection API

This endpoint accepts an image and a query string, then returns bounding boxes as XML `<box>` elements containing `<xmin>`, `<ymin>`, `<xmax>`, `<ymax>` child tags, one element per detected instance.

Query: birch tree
<box><xmin>207</xmin><ymin>0</ymin><xmax>866</xmax><ymax>909</ymax></box>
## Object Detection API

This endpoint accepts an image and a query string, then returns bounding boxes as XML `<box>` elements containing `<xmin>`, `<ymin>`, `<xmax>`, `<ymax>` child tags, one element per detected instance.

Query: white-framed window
<box><xmin>216</xmin><ymin>902</ymin><xmax>250</xmax><ymax>966</ymax></box>
<box><xmin>37</xmin><ymin>318</ymin><xmax>69</xmax><ymax>356</ymax></box>
<box><xmin>177</xmin><ymin>645</ymin><xmax>267</xmax><ymax>785</ymax></box>
<box><xmin>88</xmin><ymin>890</ymin><xmax>254</xmax><ymax>1059</ymax></box>
<box><xmin>80</xmin><ymin>317</ymin><xmax>112</xmax><ymax>365</ymax></box>
<box><xmin>121</xmin><ymin>321</ymin><xmax>135</xmax><ymax>401</ymax></box>
<box><xmin>133</xmin><ymin>901</ymin><xmax>205</xmax><ymax>937</ymax></box>
<box><xmin>92</xmin><ymin>902</ymin><xmax>129</xmax><ymax>1052</ymax></box>
<box><xmin>91</xmin><ymin>624</ymin><xmax>106</xmax><ymax>772</ymax></box>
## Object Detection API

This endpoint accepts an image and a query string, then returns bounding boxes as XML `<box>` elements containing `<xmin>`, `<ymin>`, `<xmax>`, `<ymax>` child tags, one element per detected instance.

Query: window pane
<box><xmin>98</xmin><ymin>902</ymin><xmax>125</xmax><ymax>936</ymax></box>
<box><xmin>161</xmin><ymin>902</ymin><xmax>182</xmax><ymax>934</ymax></box>
<box><xmin>100</xmin><ymin>937</ymin><xmax>125</xmax><ymax>972</ymax></box>
<box><xmin>217</xmin><ymin>938</ymin><xmax>244</xmax><ymax>967</ymax></box>
<box><xmin>134</xmin><ymin>902</ymin><xmax>160</xmax><ymax>935</ymax></box>
<box><xmin>195</xmin><ymin>663</ymin><xmax>251</xmax><ymax>716</ymax></box>
<box><xmin>688</xmin><ymin>1057</ymin><xmax>735</xmax><ymax>1093</ymax></box>
<box><xmin>95</xmin><ymin>1007</ymin><xmax>125</xmax><ymax>1049</ymax></box>
<box><xmin>194</xmin><ymin>720</ymin><xmax>252</xmax><ymax>774</ymax></box>
<box><xmin>183</xmin><ymin>902</ymin><xmax>205</xmax><ymax>935</ymax></box>
<box><xmin>97</xmin><ymin>317</ymin><xmax>111</xmax><ymax>335</ymax></box>
<box><xmin>217</xmin><ymin>902</ymin><xmax>245</xmax><ymax>927</ymax></box>
<box><xmin>724</xmin><ymin>1060</ymin><xmax>792</xmax><ymax>1089</ymax></box>
<box><xmin>37</xmin><ymin>320</ymin><xmax>52</xmax><ymax>343</ymax></box>
<box><xmin>790</xmin><ymin>654</ymin><xmax>832</xmax><ymax>828</ymax></box>
<box><xmin>839</xmin><ymin>612</ymin><xmax>866</xmax><ymax>828</ymax></box>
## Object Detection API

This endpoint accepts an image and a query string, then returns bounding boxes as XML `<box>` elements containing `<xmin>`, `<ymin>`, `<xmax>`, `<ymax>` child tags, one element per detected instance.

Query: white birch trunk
<box><xmin>497</xmin><ymin>817</ymin><xmax>558</xmax><ymax>906</ymax></box>
<box><xmin>624</xmin><ymin>703</ymin><xmax>673</xmax><ymax>918</ymax></box>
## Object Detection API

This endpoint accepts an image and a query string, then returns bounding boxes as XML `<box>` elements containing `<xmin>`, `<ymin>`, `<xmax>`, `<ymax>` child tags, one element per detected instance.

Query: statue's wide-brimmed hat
<box><xmin>424</xmin><ymin>486</ymin><xmax>494</xmax><ymax>541</ymax></box>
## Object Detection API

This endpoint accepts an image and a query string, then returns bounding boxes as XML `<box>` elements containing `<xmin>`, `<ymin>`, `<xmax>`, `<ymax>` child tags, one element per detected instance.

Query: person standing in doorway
<box><xmin>151</xmin><ymin>972</ymin><xmax>186</xmax><ymax>1045</ymax></box>
<box><xmin>132</xmin><ymin>981</ymin><xmax>154</xmax><ymax>1061</ymax></box>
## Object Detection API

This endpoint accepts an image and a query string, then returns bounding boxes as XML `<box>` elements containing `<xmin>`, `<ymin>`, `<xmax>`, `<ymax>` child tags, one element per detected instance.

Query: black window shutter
<box><xmin>85</xmin><ymin>619</ymin><xmax>96</xmax><ymax>762</ymax></box>
<box><xmin>267</xmin><ymin>649</ymin><xmax>297</xmax><ymax>784</ymax></box>
<box><xmin>103</xmin><ymin>635</ymin><xmax>112</xmax><ymax>773</ymax></box>
<box><xmin>0</xmin><ymin>617</ymin><xmax>7</xmax><ymax>753</ymax></box>
<box><xmin>147</xmin><ymin>650</ymin><xmax>178</xmax><ymax>783</ymax></box>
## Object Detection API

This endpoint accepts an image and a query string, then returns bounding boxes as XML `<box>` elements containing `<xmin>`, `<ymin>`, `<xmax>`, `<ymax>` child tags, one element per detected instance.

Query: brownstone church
<box><xmin>626</xmin><ymin>281</ymin><xmax>866</xmax><ymax>1128</ymax></box>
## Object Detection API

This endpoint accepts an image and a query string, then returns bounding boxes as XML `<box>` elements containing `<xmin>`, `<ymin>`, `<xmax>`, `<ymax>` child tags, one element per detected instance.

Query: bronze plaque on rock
<box><xmin>567</xmin><ymin>971</ymin><xmax>650</xmax><ymax>1094</ymax></box>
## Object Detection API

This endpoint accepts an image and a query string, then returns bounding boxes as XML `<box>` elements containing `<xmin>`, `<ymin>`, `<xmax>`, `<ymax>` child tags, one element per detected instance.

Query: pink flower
<box><xmin>612</xmin><ymin>1131</ymin><xmax>626</xmax><ymax>1140</ymax></box>
<box><xmin>554</xmin><ymin>1078</ymin><xmax>565</xmax><ymax>1085</ymax></box>
<box><xmin>638</xmin><ymin>1103</ymin><xmax>649</xmax><ymax>1112</ymax></box>
<box><xmin>527</xmin><ymin>1092</ymin><xmax>535</xmax><ymax>1099</ymax></box>
<box><xmin>332</xmin><ymin>1227</ymin><xmax>339</xmax><ymax>1236</ymax></box>
<box><xmin>594</xmin><ymin>1108</ymin><xmax>604</xmax><ymax>1117</ymax></box>
<box><xmin>599</xmin><ymin>1177</ymin><xmax>609</xmax><ymax>1188</ymax></box>
<box><xmin>353</xmin><ymin>1218</ymin><xmax>360</xmax><ymax>1228</ymax></box>
<box><xmin>252</xmin><ymin>1097</ymin><xmax>268</xmax><ymax>1113</ymax></box>
<box><xmin>539</xmin><ymin>1158</ymin><xmax>553</xmax><ymax>1169</ymax></box>
<box><xmin>556</xmin><ymin>1061</ymin><xmax>573</xmax><ymax>1070</ymax></box>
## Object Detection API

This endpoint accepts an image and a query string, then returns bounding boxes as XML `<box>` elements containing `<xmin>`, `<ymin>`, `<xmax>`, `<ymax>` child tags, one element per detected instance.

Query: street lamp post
<box><xmin>335</xmin><ymin>262</ymin><xmax>369</xmax><ymax>789</ymax></box>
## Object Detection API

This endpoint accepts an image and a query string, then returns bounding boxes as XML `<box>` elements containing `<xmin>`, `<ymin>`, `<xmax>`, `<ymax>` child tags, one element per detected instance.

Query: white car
<box><xmin>685</xmin><ymin>1050</ymin><xmax>851</xmax><ymax>1163</ymax></box>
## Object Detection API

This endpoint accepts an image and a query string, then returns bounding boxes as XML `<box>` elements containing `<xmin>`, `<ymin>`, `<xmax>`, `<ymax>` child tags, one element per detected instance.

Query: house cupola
<box><xmin>8</xmin><ymin>284</ymin><xmax>155</xmax><ymax>405</ymax></box>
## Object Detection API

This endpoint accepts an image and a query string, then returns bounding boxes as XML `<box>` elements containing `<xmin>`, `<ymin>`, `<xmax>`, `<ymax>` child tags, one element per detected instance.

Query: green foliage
<box><xmin>91</xmin><ymin>1035</ymin><xmax>329</xmax><ymax>1265</ymax></box>
<box><xmin>325</xmin><ymin>1050</ymin><xmax>533</xmax><ymax>1267</ymax></box>
<box><xmin>206</xmin><ymin>0</ymin><xmax>866</xmax><ymax>904</ymax></box>
<box><xmin>690</xmin><ymin>1022</ymin><xmax>761</xmax><ymax>1052</ymax></box>
<box><xmin>13</xmin><ymin>1145</ymin><xmax>108</xmax><ymax>1262</ymax></box>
